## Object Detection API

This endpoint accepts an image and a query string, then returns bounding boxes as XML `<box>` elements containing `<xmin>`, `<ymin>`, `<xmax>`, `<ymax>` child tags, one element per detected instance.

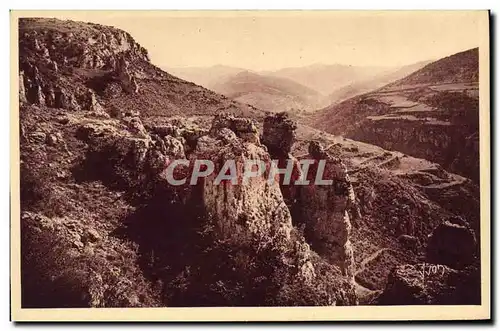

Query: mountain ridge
<box><xmin>210</xmin><ymin>70</ymin><xmax>325</xmax><ymax>112</ymax></box>
<box><xmin>306</xmin><ymin>47</ymin><xmax>480</xmax><ymax>182</ymax></box>
<box><xmin>17</xmin><ymin>17</ymin><xmax>481</xmax><ymax>309</ymax></box>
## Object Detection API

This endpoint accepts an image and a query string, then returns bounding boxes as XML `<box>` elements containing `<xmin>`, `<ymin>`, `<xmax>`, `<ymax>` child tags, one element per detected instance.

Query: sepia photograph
<box><xmin>9</xmin><ymin>9</ymin><xmax>490</xmax><ymax>321</ymax></box>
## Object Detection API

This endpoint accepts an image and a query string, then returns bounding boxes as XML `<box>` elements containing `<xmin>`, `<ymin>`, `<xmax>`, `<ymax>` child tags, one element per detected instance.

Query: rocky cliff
<box><xmin>18</xmin><ymin>18</ymin><xmax>358</xmax><ymax>307</ymax></box>
<box><xmin>18</xmin><ymin>18</ymin><xmax>262</xmax><ymax>120</ymax></box>
<box><xmin>17</xmin><ymin>17</ymin><xmax>481</xmax><ymax>308</ymax></box>
<box><xmin>292</xmin><ymin>124</ymin><xmax>481</xmax><ymax>304</ymax></box>
<box><xmin>307</xmin><ymin>48</ymin><xmax>480</xmax><ymax>183</ymax></box>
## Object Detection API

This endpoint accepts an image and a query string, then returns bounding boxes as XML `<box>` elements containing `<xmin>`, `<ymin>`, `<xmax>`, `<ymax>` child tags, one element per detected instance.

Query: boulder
<box><xmin>262</xmin><ymin>112</ymin><xmax>297</xmax><ymax>157</ymax></box>
<box><xmin>123</xmin><ymin>116</ymin><xmax>148</xmax><ymax>137</ymax></box>
<box><xmin>398</xmin><ymin>234</ymin><xmax>419</xmax><ymax>253</ymax></box>
<box><xmin>45</xmin><ymin>133</ymin><xmax>59</xmax><ymax>146</ymax></box>
<box><xmin>209</xmin><ymin>113</ymin><xmax>260</xmax><ymax>145</ymax></box>
<box><xmin>426</xmin><ymin>220</ymin><xmax>477</xmax><ymax>269</ymax></box>
<box><xmin>377</xmin><ymin>263</ymin><xmax>480</xmax><ymax>305</ymax></box>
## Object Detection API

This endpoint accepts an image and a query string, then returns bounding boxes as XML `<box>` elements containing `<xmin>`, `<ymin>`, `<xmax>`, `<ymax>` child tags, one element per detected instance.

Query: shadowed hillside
<box><xmin>327</xmin><ymin>60</ymin><xmax>431</xmax><ymax>105</ymax></box>
<box><xmin>210</xmin><ymin>70</ymin><xmax>326</xmax><ymax>112</ymax></box>
<box><xmin>307</xmin><ymin>48</ymin><xmax>480</xmax><ymax>183</ymax></box>
<box><xmin>17</xmin><ymin>17</ymin><xmax>481</xmax><ymax>309</ymax></box>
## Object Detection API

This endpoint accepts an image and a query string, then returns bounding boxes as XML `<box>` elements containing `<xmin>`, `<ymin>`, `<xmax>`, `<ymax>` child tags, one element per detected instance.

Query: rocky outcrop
<box><xmin>262</xmin><ymin>112</ymin><xmax>297</xmax><ymax>157</ymax></box>
<box><xmin>294</xmin><ymin>141</ymin><xmax>357</xmax><ymax>278</ymax></box>
<box><xmin>19</xmin><ymin>70</ymin><xmax>28</xmax><ymax>103</ymax></box>
<box><xmin>377</xmin><ymin>215</ymin><xmax>479</xmax><ymax>305</ymax></box>
<box><xmin>350</xmin><ymin>118</ymin><xmax>479</xmax><ymax>183</ymax></box>
<box><xmin>115</xmin><ymin>55</ymin><xmax>140</xmax><ymax>94</ymax></box>
<box><xmin>426</xmin><ymin>220</ymin><xmax>477</xmax><ymax>269</ymax></box>
<box><xmin>19</xmin><ymin>18</ymin><xmax>149</xmax><ymax>71</ymax></box>
<box><xmin>71</xmin><ymin>113</ymin><xmax>358</xmax><ymax>306</ymax></box>
<box><xmin>377</xmin><ymin>263</ymin><xmax>480</xmax><ymax>305</ymax></box>
<box><xmin>262</xmin><ymin>112</ymin><xmax>302</xmax><ymax>207</ymax></box>
<box><xmin>262</xmin><ymin>113</ymin><xmax>358</xmax><ymax>279</ymax></box>
<box><xmin>18</xmin><ymin>18</ymin><xmax>148</xmax><ymax>114</ymax></box>
<box><xmin>209</xmin><ymin>114</ymin><xmax>260</xmax><ymax>145</ymax></box>
<box><xmin>191</xmin><ymin>115</ymin><xmax>357</xmax><ymax>304</ymax></box>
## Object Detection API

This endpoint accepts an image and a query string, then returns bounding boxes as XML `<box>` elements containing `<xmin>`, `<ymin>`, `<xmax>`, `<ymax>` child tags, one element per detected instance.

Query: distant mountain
<box><xmin>382</xmin><ymin>48</ymin><xmax>479</xmax><ymax>89</ymax></box>
<box><xmin>209</xmin><ymin>70</ymin><xmax>326</xmax><ymax>112</ymax></box>
<box><xmin>165</xmin><ymin>65</ymin><xmax>247</xmax><ymax>89</ymax></box>
<box><xmin>327</xmin><ymin>60</ymin><xmax>432</xmax><ymax>105</ymax></box>
<box><xmin>17</xmin><ymin>17</ymin><xmax>481</xmax><ymax>309</ymax></box>
<box><xmin>265</xmin><ymin>64</ymin><xmax>392</xmax><ymax>96</ymax></box>
<box><xmin>306</xmin><ymin>48</ymin><xmax>480</xmax><ymax>182</ymax></box>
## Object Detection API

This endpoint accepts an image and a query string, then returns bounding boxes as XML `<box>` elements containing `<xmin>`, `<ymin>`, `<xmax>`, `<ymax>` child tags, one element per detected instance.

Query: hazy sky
<box><xmin>19</xmin><ymin>11</ymin><xmax>484</xmax><ymax>71</ymax></box>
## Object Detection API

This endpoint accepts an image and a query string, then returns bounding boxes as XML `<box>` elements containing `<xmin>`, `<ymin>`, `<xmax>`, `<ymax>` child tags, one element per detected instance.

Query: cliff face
<box><xmin>294</xmin><ymin>143</ymin><xmax>356</xmax><ymax>278</ymax></box>
<box><xmin>20</xmin><ymin>104</ymin><xmax>358</xmax><ymax>306</ymax></box>
<box><xmin>17</xmin><ymin>17</ymin><xmax>482</xmax><ymax>308</ymax></box>
<box><xmin>19</xmin><ymin>18</ymin><xmax>148</xmax><ymax>111</ymax></box>
<box><xmin>18</xmin><ymin>18</ymin><xmax>262</xmax><ymax>120</ymax></box>
<box><xmin>18</xmin><ymin>18</ymin><xmax>358</xmax><ymax>307</ymax></box>
<box><xmin>292</xmin><ymin>125</ymin><xmax>480</xmax><ymax>304</ymax></box>
<box><xmin>307</xmin><ymin>48</ymin><xmax>480</xmax><ymax>183</ymax></box>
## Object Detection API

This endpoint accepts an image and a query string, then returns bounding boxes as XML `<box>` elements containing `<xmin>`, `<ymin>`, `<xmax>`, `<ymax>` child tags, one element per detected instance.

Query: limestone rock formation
<box><xmin>187</xmin><ymin>115</ymin><xmax>356</xmax><ymax>305</ymax></box>
<box><xmin>20</xmin><ymin>19</ymin><xmax>150</xmax><ymax>71</ymax></box>
<box><xmin>18</xmin><ymin>18</ymin><xmax>150</xmax><ymax>114</ymax></box>
<box><xmin>377</xmin><ymin>263</ymin><xmax>480</xmax><ymax>305</ymax></box>
<box><xmin>261</xmin><ymin>112</ymin><xmax>302</xmax><ymax>207</ymax></box>
<box><xmin>209</xmin><ymin>114</ymin><xmax>260</xmax><ymax>145</ymax></box>
<box><xmin>262</xmin><ymin>113</ymin><xmax>358</xmax><ymax>279</ymax></box>
<box><xmin>426</xmin><ymin>220</ymin><xmax>477</xmax><ymax>269</ymax></box>
<box><xmin>294</xmin><ymin>141</ymin><xmax>356</xmax><ymax>278</ymax></box>
<box><xmin>195</xmin><ymin>116</ymin><xmax>290</xmax><ymax>247</ymax></box>
<box><xmin>71</xmin><ymin>113</ymin><xmax>358</xmax><ymax>306</ymax></box>
<box><xmin>262</xmin><ymin>111</ymin><xmax>297</xmax><ymax>157</ymax></box>
<box><xmin>19</xmin><ymin>70</ymin><xmax>28</xmax><ymax>103</ymax></box>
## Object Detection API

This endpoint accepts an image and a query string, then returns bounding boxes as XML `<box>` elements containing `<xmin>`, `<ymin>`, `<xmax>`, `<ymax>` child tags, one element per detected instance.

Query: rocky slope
<box><xmin>307</xmin><ymin>48</ymin><xmax>480</xmax><ymax>183</ymax></box>
<box><xmin>292</xmin><ymin>125</ymin><xmax>481</xmax><ymax>304</ymax></box>
<box><xmin>17</xmin><ymin>17</ymin><xmax>481</xmax><ymax>308</ymax></box>
<box><xmin>18</xmin><ymin>18</ymin><xmax>263</xmax><ymax>123</ymax></box>
<box><xmin>18</xmin><ymin>17</ymin><xmax>359</xmax><ymax>307</ymax></box>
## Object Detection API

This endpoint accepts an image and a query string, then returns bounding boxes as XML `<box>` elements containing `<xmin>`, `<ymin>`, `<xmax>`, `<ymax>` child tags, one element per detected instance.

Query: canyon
<box><xmin>307</xmin><ymin>48</ymin><xmax>480</xmax><ymax>183</ymax></box>
<box><xmin>17</xmin><ymin>17</ymin><xmax>481</xmax><ymax>308</ymax></box>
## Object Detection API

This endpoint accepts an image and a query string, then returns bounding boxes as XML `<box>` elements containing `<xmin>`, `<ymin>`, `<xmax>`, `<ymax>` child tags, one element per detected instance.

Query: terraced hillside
<box><xmin>17</xmin><ymin>17</ymin><xmax>481</xmax><ymax>309</ymax></box>
<box><xmin>293</xmin><ymin>124</ymin><xmax>480</xmax><ymax>304</ymax></box>
<box><xmin>307</xmin><ymin>48</ymin><xmax>480</xmax><ymax>183</ymax></box>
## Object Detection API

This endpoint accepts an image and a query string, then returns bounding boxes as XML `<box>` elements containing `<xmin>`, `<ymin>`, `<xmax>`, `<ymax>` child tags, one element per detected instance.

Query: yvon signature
<box><xmin>408</xmin><ymin>263</ymin><xmax>446</xmax><ymax>282</ymax></box>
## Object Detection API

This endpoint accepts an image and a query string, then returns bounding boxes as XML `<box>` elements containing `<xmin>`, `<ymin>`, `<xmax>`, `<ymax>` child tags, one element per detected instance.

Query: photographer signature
<box><xmin>408</xmin><ymin>263</ymin><xmax>446</xmax><ymax>282</ymax></box>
